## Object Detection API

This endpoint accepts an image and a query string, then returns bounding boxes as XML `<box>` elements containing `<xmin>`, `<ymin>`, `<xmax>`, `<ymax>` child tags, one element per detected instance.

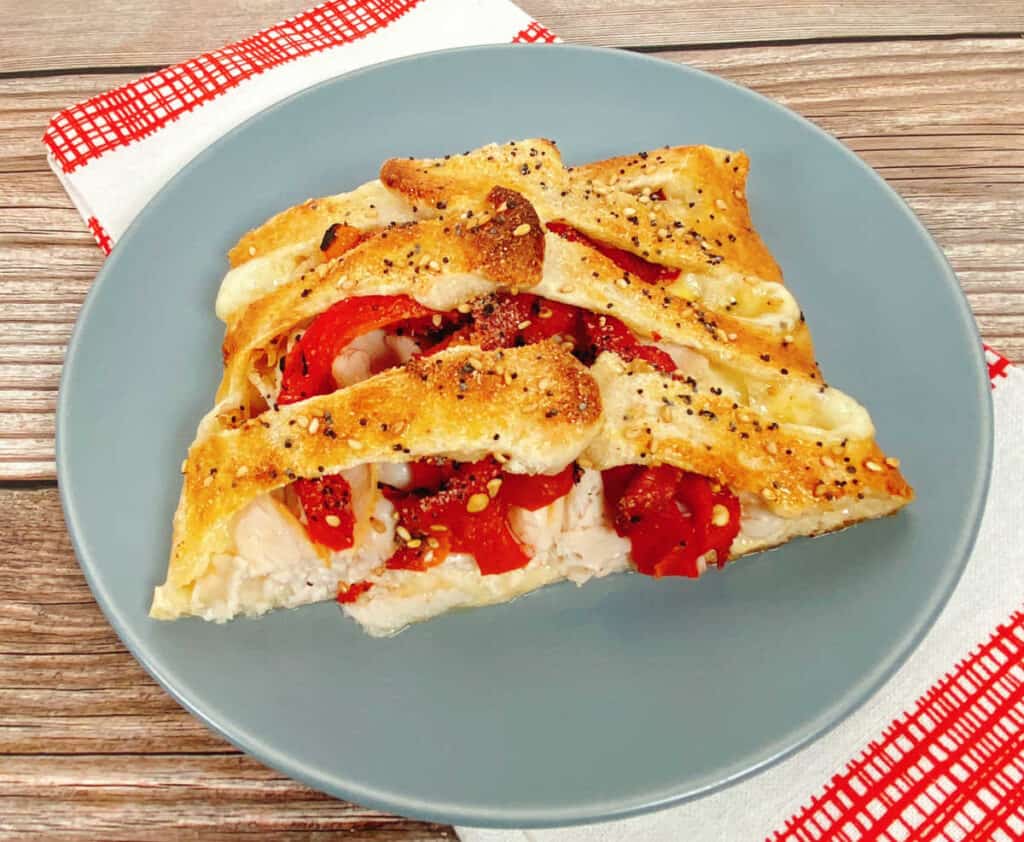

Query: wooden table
<box><xmin>1</xmin><ymin>2</ymin><xmax>1021</xmax><ymax>838</ymax></box>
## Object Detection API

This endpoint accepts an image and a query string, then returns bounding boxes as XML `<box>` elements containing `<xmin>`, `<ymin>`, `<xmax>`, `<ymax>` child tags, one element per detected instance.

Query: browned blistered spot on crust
<box><xmin>170</xmin><ymin>342</ymin><xmax>600</xmax><ymax>588</ymax></box>
<box><xmin>465</xmin><ymin>187</ymin><xmax>544</xmax><ymax>287</ymax></box>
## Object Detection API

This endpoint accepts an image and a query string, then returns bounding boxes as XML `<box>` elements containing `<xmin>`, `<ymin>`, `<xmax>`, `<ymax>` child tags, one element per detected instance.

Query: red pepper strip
<box><xmin>602</xmin><ymin>465</ymin><xmax>741</xmax><ymax>577</ymax></box>
<box><xmin>278</xmin><ymin>295</ymin><xmax>436</xmax><ymax>552</ymax></box>
<box><xmin>578</xmin><ymin>311</ymin><xmax>677</xmax><ymax>374</ymax></box>
<box><xmin>291</xmin><ymin>474</ymin><xmax>356</xmax><ymax>551</ymax></box>
<box><xmin>546</xmin><ymin>220</ymin><xmax>680</xmax><ymax>284</ymax></box>
<box><xmin>278</xmin><ymin>294</ymin><xmax>434</xmax><ymax>405</ymax></box>
<box><xmin>337</xmin><ymin>580</ymin><xmax>374</xmax><ymax>604</ymax></box>
<box><xmin>382</xmin><ymin>458</ymin><xmax>534</xmax><ymax>576</ymax></box>
<box><xmin>501</xmin><ymin>463</ymin><xmax>576</xmax><ymax>511</ymax></box>
<box><xmin>432</xmin><ymin>294</ymin><xmax>675</xmax><ymax>376</ymax></box>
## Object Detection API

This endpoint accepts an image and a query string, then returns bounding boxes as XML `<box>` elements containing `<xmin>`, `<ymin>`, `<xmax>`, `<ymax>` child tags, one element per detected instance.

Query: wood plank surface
<box><xmin>1</xmin><ymin>0</ymin><xmax>1022</xmax><ymax>72</ymax></box>
<box><xmin>0</xmin><ymin>488</ymin><xmax>455</xmax><ymax>840</ymax></box>
<box><xmin>1</xmin><ymin>2</ymin><xmax>1022</xmax><ymax>839</ymax></box>
<box><xmin>1</xmin><ymin>37</ymin><xmax>1021</xmax><ymax>479</ymax></box>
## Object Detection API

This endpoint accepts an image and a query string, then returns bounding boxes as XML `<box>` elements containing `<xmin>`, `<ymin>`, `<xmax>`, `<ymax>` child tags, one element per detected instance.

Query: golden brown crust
<box><xmin>381</xmin><ymin>139</ymin><xmax>783</xmax><ymax>285</ymax></box>
<box><xmin>162</xmin><ymin>139</ymin><xmax>915</xmax><ymax>625</ymax></box>
<box><xmin>585</xmin><ymin>354</ymin><xmax>913</xmax><ymax>518</ymax></box>
<box><xmin>170</xmin><ymin>342</ymin><xmax>601</xmax><ymax>589</ymax></box>
<box><xmin>217</xmin><ymin>187</ymin><xmax>545</xmax><ymax>409</ymax></box>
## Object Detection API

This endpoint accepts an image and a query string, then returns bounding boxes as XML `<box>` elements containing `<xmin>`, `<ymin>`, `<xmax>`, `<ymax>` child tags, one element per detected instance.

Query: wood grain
<box><xmin>1</xmin><ymin>38</ymin><xmax>1021</xmax><ymax>479</ymax></box>
<box><xmin>0</xmin><ymin>488</ymin><xmax>454</xmax><ymax>840</ymax></box>
<box><xmin>1</xmin><ymin>0</ymin><xmax>1022</xmax><ymax>71</ymax></box>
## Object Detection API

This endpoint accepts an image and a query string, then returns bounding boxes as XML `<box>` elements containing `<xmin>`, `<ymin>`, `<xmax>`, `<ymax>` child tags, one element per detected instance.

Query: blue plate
<box><xmin>57</xmin><ymin>45</ymin><xmax>992</xmax><ymax>828</ymax></box>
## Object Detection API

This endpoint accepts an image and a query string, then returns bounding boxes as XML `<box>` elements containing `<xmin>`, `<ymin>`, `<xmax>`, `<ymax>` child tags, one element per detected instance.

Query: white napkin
<box><xmin>43</xmin><ymin>0</ymin><xmax>554</xmax><ymax>252</ymax></box>
<box><xmin>459</xmin><ymin>353</ymin><xmax>1024</xmax><ymax>839</ymax></box>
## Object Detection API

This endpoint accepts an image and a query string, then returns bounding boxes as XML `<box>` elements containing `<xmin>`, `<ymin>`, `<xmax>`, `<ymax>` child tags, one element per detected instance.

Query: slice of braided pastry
<box><xmin>154</xmin><ymin>142</ymin><xmax>913</xmax><ymax>636</ymax></box>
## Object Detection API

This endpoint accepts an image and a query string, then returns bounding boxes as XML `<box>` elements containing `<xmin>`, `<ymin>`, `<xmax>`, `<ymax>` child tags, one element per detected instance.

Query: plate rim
<box><xmin>56</xmin><ymin>43</ymin><xmax>994</xmax><ymax>828</ymax></box>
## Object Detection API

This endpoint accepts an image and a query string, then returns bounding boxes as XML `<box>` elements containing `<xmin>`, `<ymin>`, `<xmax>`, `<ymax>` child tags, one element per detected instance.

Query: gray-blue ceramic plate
<box><xmin>57</xmin><ymin>45</ymin><xmax>992</xmax><ymax>828</ymax></box>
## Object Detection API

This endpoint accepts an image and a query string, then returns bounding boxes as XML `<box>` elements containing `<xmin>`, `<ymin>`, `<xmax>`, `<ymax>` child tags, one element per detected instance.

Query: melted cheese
<box><xmin>215</xmin><ymin>180</ymin><xmax>418</xmax><ymax>322</ymax></box>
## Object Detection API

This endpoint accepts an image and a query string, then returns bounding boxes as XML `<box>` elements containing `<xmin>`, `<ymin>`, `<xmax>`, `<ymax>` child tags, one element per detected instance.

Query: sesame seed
<box><xmin>308</xmin><ymin>418</ymin><xmax>320</xmax><ymax>435</ymax></box>
<box><xmin>406</xmin><ymin>538</ymin><xmax>422</xmax><ymax>549</ymax></box>
<box><xmin>538</xmin><ymin>307</ymin><xmax>553</xmax><ymax>319</ymax></box>
<box><xmin>423</xmin><ymin>550</ymin><xmax>435</xmax><ymax>563</ymax></box>
<box><xmin>296</xmin><ymin>415</ymin><xmax>308</xmax><ymax>427</ymax></box>
<box><xmin>660</xmin><ymin>406</ymin><xmax>673</xmax><ymax>422</ymax></box>
<box><xmin>467</xmin><ymin>357</ymin><xmax>482</xmax><ymax>370</ymax></box>
<box><xmin>180</xmin><ymin>459</ymin><xmax>188</xmax><ymax>474</ymax></box>
<box><xmin>428</xmin><ymin>260</ymin><xmax>440</xmax><ymax>271</ymax></box>
<box><xmin>761</xmin><ymin>487</ymin><xmax>777</xmax><ymax>502</ymax></box>
<box><xmin>432</xmin><ymin>314</ymin><xmax>443</xmax><ymax>327</ymax></box>
<box><xmin>203</xmin><ymin>475</ymin><xmax>213</xmax><ymax>487</ymax></box>
<box><xmin>427</xmin><ymin>537</ymin><xmax>440</xmax><ymax>549</ymax></box>
<box><xmin>648</xmin><ymin>212</ymin><xmax>657</xmax><ymax>222</ymax></box>
<box><xmin>638</xmin><ymin>194</ymin><xmax>651</xmax><ymax>204</ymax></box>
<box><xmin>700</xmin><ymin>240</ymin><xmax>711</xmax><ymax>250</ymax></box>
<box><xmin>517</xmin><ymin>320</ymin><xmax>532</xmax><ymax>330</ymax></box>
<box><xmin>711</xmin><ymin>504</ymin><xmax>730</xmax><ymax>526</ymax></box>
<box><xmin>715</xmin><ymin>198</ymin><xmax>728</xmax><ymax>210</ymax></box>
<box><xmin>248</xmin><ymin>246</ymin><xmax>256</xmax><ymax>256</ymax></box>
<box><xmin>616</xmin><ymin>277</ymin><xmax>629</xmax><ymax>288</ymax></box>
<box><xmin>466</xmin><ymin>493</ymin><xmax>490</xmax><ymax>513</ymax></box>
<box><xmin>235</xmin><ymin>465</ymin><xmax>249</xmax><ymax>477</ymax></box>
<box><xmin>347</xmin><ymin>438</ymin><xmax>363</xmax><ymax>449</ymax></box>
<box><xmin>457</xmin><ymin>303</ymin><xmax>472</xmax><ymax>314</ymax></box>
<box><xmin>429</xmin><ymin>524</ymin><xmax>449</xmax><ymax>532</ymax></box>
<box><xmin>513</xmin><ymin>223</ymin><xmax>532</xmax><ymax>237</ymax></box>
<box><xmin>325</xmin><ymin>514</ymin><xmax>341</xmax><ymax>527</ymax></box>
<box><xmin>504</xmin><ymin>371</ymin><xmax>514</xmax><ymax>385</ymax></box>
<box><xmin>657</xmin><ymin>227</ymin><xmax>669</xmax><ymax>239</ymax></box>
<box><xmin>765</xmin><ymin>441</ymin><xmax>779</xmax><ymax>455</ymax></box>
<box><xmin>821</xmin><ymin>456</ymin><xmax>835</xmax><ymax>468</ymax></box>
<box><xmin>885</xmin><ymin>456</ymin><xmax>901</xmax><ymax>468</ymax></box>
<box><xmin>733</xmin><ymin>189</ymin><xmax>743</xmax><ymax>199</ymax></box>
<box><xmin>641</xmin><ymin>186</ymin><xmax>652</xmax><ymax>196</ymax></box>
<box><xmin>486</xmin><ymin>478</ymin><xmax>503</xmax><ymax>498</ymax></box>
<box><xmin>559</xmin><ymin>285</ymin><xmax>575</xmax><ymax>294</ymax></box>
<box><xmin>727</xmin><ymin>332</ymin><xmax>738</xmax><ymax>341</ymax></box>
<box><xmin>864</xmin><ymin>460</ymin><xmax>884</xmax><ymax>473</ymax></box>
<box><xmin>813</xmin><ymin>483</ymin><xmax>829</xmax><ymax>497</ymax></box>
<box><xmin>624</xmin><ymin>207</ymin><xmax>637</xmax><ymax>217</ymax></box>
<box><xmin>370</xmin><ymin>517</ymin><xmax>387</xmax><ymax>534</ymax></box>
<box><xmin>396</xmin><ymin>526</ymin><xmax>412</xmax><ymax>541</ymax></box>
<box><xmin>494</xmin><ymin>452</ymin><xmax>509</xmax><ymax>464</ymax></box>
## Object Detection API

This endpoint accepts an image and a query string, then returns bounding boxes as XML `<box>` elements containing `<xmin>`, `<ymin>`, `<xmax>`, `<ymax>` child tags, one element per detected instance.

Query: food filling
<box><xmin>270</xmin><ymin>284</ymin><xmax>741</xmax><ymax>598</ymax></box>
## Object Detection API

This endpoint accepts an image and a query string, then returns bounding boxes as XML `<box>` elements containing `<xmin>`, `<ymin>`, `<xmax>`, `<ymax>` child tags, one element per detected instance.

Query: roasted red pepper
<box><xmin>501</xmin><ymin>463</ymin><xmax>577</xmax><ymax>511</ymax></box>
<box><xmin>292</xmin><ymin>474</ymin><xmax>356</xmax><ymax>551</ymax></box>
<box><xmin>546</xmin><ymin>220</ymin><xmax>680</xmax><ymax>284</ymax></box>
<box><xmin>577</xmin><ymin>311</ymin><xmax>677</xmax><ymax>373</ymax></box>
<box><xmin>337</xmin><ymin>580</ymin><xmax>374</xmax><ymax>604</ymax></box>
<box><xmin>278</xmin><ymin>294</ymin><xmax>434</xmax><ymax>405</ymax></box>
<box><xmin>602</xmin><ymin>465</ymin><xmax>740</xmax><ymax>577</ymax></box>
<box><xmin>383</xmin><ymin>458</ymin><xmax>534</xmax><ymax>576</ymax></box>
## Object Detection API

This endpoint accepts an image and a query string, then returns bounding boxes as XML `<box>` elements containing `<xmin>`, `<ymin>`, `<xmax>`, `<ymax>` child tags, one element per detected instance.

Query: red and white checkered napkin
<box><xmin>42</xmin><ymin>0</ymin><xmax>556</xmax><ymax>252</ymax></box>
<box><xmin>44</xmin><ymin>3</ymin><xmax>1024</xmax><ymax>838</ymax></box>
